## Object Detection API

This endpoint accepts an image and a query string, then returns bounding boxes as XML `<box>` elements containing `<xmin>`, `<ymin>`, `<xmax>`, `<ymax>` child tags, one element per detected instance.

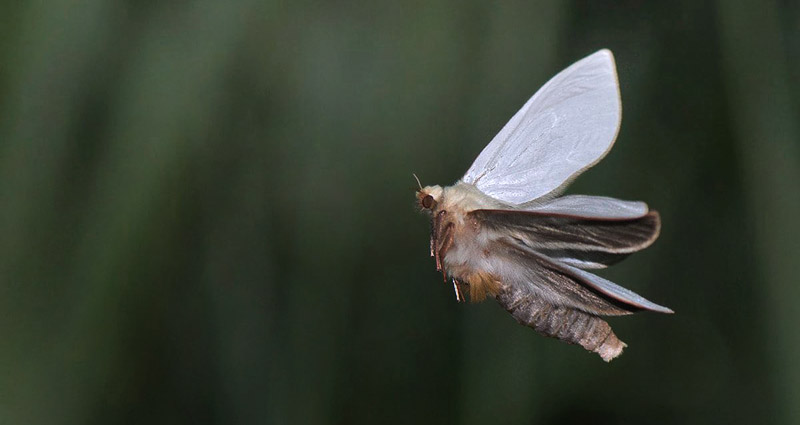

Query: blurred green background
<box><xmin>1</xmin><ymin>1</ymin><xmax>799</xmax><ymax>424</ymax></box>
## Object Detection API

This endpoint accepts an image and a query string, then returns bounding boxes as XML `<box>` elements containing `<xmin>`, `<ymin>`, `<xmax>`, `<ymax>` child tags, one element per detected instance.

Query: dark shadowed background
<box><xmin>1</xmin><ymin>1</ymin><xmax>799</xmax><ymax>424</ymax></box>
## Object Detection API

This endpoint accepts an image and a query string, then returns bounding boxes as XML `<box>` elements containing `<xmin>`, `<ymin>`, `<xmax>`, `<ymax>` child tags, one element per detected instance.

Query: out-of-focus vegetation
<box><xmin>1</xmin><ymin>1</ymin><xmax>798</xmax><ymax>424</ymax></box>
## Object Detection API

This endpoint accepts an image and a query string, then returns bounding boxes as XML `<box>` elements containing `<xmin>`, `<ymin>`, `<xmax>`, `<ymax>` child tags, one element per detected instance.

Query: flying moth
<box><xmin>415</xmin><ymin>49</ymin><xmax>672</xmax><ymax>362</ymax></box>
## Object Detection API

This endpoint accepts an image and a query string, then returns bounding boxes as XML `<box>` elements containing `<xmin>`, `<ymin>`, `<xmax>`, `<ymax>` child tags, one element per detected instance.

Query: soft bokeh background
<box><xmin>1</xmin><ymin>1</ymin><xmax>799</xmax><ymax>424</ymax></box>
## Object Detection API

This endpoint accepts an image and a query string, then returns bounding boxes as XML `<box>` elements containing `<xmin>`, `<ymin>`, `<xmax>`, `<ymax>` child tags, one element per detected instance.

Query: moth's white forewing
<box><xmin>525</xmin><ymin>195</ymin><xmax>648</xmax><ymax>219</ymax></box>
<box><xmin>462</xmin><ymin>49</ymin><xmax>622</xmax><ymax>205</ymax></box>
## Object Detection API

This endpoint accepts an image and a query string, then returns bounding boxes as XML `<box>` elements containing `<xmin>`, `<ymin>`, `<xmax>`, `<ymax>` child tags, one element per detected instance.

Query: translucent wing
<box><xmin>462</xmin><ymin>49</ymin><xmax>622</xmax><ymax>205</ymax></box>
<box><xmin>555</xmin><ymin>257</ymin><xmax>674</xmax><ymax>314</ymax></box>
<box><xmin>470</xmin><ymin>205</ymin><xmax>659</xmax><ymax>270</ymax></box>
<box><xmin>523</xmin><ymin>195</ymin><xmax>648</xmax><ymax>219</ymax></box>
<box><xmin>493</xmin><ymin>237</ymin><xmax>673</xmax><ymax>314</ymax></box>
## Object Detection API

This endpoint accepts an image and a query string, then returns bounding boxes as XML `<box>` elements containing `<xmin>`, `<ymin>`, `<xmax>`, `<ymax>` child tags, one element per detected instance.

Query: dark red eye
<box><xmin>421</xmin><ymin>195</ymin><xmax>435</xmax><ymax>209</ymax></box>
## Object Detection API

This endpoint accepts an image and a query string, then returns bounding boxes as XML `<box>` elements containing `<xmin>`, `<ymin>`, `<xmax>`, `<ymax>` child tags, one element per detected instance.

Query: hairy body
<box><xmin>417</xmin><ymin>182</ymin><xmax>666</xmax><ymax>361</ymax></box>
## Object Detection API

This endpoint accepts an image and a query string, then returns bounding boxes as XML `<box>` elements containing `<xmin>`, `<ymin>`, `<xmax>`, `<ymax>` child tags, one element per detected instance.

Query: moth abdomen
<box><xmin>496</xmin><ymin>282</ymin><xmax>626</xmax><ymax>361</ymax></box>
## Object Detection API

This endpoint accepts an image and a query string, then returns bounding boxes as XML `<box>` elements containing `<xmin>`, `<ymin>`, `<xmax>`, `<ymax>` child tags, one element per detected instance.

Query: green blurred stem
<box><xmin>718</xmin><ymin>1</ymin><xmax>800</xmax><ymax>423</ymax></box>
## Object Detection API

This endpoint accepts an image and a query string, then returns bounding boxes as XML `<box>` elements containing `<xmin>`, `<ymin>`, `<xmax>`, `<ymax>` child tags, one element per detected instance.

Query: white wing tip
<box><xmin>589</xmin><ymin>49</ymin><xmax>616</xmax><ymax>68</ymax></box>
<box><xmin>596</xmin><ymin>48</ymin><xmax>613</xmax><ymax>56</ymax></box>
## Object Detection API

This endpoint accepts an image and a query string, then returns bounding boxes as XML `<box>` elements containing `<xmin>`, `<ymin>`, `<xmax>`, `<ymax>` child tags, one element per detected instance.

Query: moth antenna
<box><xmin>412</xmin><ymin>173</ymin><xmax>423</xmax><ymax>190</ymax></box>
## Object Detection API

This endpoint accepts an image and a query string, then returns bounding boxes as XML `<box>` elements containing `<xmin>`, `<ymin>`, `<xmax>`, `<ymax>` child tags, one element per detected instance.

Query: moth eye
<box><xmin>421</xmin><ymin>194</ymin><xmax>435</xmax><ymax>209</ymax></box>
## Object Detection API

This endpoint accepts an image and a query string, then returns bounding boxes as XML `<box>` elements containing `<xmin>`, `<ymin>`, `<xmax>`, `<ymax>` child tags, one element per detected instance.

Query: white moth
<box><xmin>416</xmin><ymin>49</ymin><xmax>672</xmax><ymax>362</ymax></box>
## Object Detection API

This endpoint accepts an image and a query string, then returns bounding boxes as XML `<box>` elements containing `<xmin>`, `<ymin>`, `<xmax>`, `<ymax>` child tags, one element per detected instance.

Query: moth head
<box><xmin>416</xmin><ymin>185</ymin><xmax>443</xmax><ymax>212</ymax></box>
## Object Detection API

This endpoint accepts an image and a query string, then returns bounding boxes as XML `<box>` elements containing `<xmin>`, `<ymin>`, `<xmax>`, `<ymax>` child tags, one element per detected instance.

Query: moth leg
<box><xmin>429</xmin><ymin>220</ymin><xmax>436</xmax><ymax>258</ymax></box>
<box><xmin>452</xmin><ymin>278</ymin><xmax>466</xmax><ymax>302</ymax></box>
<box><xmin>436</xmin><ymin>223</ymin><xmax>455</xmax><ymax>282</ymax></box>
<box><xmin>431</xmin><ymin>211</ymin><xmax>445</xmax><ymax>271</ymax></box>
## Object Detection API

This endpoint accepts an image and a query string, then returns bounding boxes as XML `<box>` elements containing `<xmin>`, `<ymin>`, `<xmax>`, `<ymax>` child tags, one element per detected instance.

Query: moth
<box><xmin>415</xmin><ymin>49</ymin><xmax>672</xmax><ymax>362</ymax></box>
